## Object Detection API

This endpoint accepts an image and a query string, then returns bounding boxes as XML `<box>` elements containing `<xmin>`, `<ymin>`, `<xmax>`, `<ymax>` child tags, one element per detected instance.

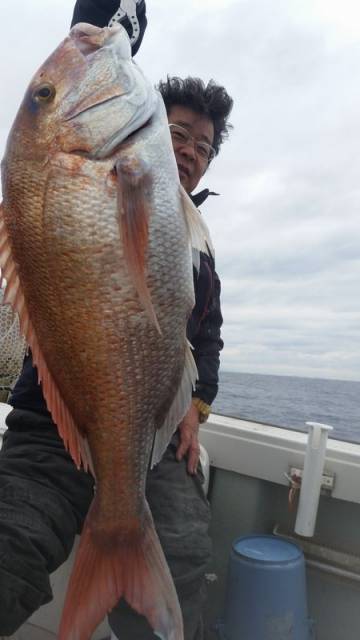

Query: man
<box><xmin>108</xmin><ymin>75</ymin><xmax>232</xmax><ymax>640</ymax></box>
<box><xmin>0</xmin><ymin>2</ymin><xmax>232</xmax><ymax>638</ymax></box>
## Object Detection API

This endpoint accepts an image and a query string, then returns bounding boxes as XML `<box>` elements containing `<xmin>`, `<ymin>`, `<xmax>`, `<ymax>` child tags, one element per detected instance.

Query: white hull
<box><xmin>1</xmin><ymin>403</ymin><xmax>360</xmax><ymax>639</ymax></box>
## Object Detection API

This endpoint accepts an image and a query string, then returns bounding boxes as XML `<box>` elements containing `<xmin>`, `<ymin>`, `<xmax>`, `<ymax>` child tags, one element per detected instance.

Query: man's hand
<box><xmin>176</xmin><ymin>403</ymin><xmax>201</xmax><ymax>475</ymax></box>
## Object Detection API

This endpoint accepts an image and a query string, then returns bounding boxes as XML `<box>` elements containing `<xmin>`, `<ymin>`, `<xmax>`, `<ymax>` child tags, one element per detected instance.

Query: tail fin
<box><xmin>58</xmin><ymin>499</ymin><xmax>183</xmax><ymax>640</ymax></box>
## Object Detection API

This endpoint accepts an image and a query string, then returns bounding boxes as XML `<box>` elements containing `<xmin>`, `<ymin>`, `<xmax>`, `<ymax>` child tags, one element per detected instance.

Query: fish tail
<box><xmin>58</xmin><ymin>499</ymin><xmax>183</xmax><ymax>640</ymax></box>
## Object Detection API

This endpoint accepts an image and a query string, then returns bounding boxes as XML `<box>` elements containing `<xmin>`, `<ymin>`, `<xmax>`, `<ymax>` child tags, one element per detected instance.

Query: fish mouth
<box><xmin>91</xmin><ymin>88</ymin><xmax>159</xmax><ymax>159</ymax></box>
<box><xmin>64</xmin><ymin>23</ymin><xmax>158</xmax><ymax>159</ymax></box>
<box><xmin>64</xmin><ymin>89</ymin><xmax>158</xmax><ymax>160</ymax></box>
<box><xmin>118</xmin><ymin>117</ymin><xmax>152</xmax><ymax>146</ymax></box>
<box><xmin>70</xmin><ymin>22</ymin><xmax>130</xmax><ymax>58</ymax></box>
<box><xmin>67</xmin><ymin>113</ymin><xmax>153</xmax><ymax>160</ymax></box>
<box><xmin>94</xmin><ymin>110</ymin><xmax>154</xmax><ymax>159</ymax></box>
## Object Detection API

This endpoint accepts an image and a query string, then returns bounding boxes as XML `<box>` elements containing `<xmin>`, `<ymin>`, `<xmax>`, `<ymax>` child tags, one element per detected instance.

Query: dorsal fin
<box><xmin>0</xmin><ymin>203</ymin><xmax>92</xmax><ymax>473</ymax></box>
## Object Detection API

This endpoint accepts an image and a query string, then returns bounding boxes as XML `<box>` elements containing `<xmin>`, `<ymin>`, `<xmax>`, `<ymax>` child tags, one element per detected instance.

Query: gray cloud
<box><xmin>1</xmin><ymin>0</ymin><xmax>359</xmax><ymax>380</ymax></box>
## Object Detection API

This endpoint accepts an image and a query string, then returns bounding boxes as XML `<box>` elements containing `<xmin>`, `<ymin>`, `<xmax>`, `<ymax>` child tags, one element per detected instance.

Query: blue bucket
<box><xmin>221</xmin><ymin>534</ymin><xmax>310</xmax><ymax>640</ymax></box>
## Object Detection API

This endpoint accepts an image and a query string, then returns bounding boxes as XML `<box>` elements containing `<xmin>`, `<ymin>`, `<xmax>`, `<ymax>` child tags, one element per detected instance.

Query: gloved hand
<box><xmin>71</xmin><ymin>0</ymin><xmax>147</xmax><ymax>55</ymax></box>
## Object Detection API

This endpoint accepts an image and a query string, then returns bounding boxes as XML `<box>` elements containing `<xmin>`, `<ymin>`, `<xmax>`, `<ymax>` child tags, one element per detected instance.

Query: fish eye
<box><xmin>32</xmin><ymin>83</ymin><xmax>56</xmax><ymax>104</ymax></box>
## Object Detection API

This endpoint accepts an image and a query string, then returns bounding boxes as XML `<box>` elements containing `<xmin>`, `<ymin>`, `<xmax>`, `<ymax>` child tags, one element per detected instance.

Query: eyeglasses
<box><xmin>168</xmin><ymin>123</ymin><xmax>215</xmax><ymax>162</ymax></box>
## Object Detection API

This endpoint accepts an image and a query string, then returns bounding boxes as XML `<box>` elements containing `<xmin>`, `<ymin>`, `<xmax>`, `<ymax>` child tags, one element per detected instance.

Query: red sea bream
<box><xmin>0</xmin><ymin>22</ymin><xmax>212</xmax><ymax>640</ymax></box>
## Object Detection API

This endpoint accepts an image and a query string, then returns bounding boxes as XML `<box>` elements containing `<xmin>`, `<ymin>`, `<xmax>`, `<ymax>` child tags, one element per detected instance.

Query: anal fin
<box><xmin>151</xmin><ymin>340</ymin><xmax>197</xmax><ymax>468</ymax></box>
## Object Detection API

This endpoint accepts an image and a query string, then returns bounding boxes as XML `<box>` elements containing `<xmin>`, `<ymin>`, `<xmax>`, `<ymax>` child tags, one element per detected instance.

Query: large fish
<box><xmin>0</xmin><ymin>23</ymin><xmax>212</xmax><ymax>640</ymax></box>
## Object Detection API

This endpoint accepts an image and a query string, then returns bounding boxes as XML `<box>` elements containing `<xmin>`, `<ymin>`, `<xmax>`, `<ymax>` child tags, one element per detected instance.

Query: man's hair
<box><xmin>157</xmin><ymin>76</ymin><xmax>233</xmax><ymax>158</ymax></box>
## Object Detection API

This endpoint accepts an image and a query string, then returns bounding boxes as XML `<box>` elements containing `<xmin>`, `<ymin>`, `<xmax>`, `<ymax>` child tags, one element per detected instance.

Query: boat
<box><xmin>1</xmin><ymin>399</ymin><xmax>360</xmax><ymax>639</ymax></box>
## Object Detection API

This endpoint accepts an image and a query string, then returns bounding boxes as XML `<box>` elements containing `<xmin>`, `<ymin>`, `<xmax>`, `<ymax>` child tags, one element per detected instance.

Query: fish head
<box><xmin>3</xmin><ymin>23</ymin><xmax>157</xmax><ymax>165</ymax></box>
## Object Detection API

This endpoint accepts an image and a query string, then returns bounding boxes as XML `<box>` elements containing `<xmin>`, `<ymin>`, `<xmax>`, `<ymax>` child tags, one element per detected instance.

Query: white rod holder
<box><xmin>295</xmin><ymin>422</ymin><xmax>333</xmax><ymax>538</ymax></box>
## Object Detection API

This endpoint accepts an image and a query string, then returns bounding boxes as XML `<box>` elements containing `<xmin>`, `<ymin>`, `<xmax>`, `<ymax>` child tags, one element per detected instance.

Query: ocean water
<box><xmin>212</xmin><ymin>371</ymin><xmax>360</xmax><ymax>444</ymax></box>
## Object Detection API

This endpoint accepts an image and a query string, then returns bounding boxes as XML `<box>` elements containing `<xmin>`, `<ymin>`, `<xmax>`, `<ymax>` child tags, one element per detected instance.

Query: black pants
<box><xmin>109</xmin><ymin>436</ymin><xmax>211</xmax><ymax>640</ymax></box>
<box><xmin>0</xmin><ymin>409</ymin><xmax>211</xmax><ymax>638</ymax></box>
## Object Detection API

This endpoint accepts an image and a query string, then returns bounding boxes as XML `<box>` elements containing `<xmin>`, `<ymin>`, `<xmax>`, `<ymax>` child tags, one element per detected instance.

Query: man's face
<box><xmin>167</xmin><ymin>105</ymin><xmax>215</xmax><ymax>194</ymax></box>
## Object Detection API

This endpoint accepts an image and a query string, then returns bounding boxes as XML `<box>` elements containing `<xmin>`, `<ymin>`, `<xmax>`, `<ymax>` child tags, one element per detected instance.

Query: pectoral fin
<box><xmin>115</xmin><ymin>157</ymin><xmax>161</xmax><ymax>334</ymax></box>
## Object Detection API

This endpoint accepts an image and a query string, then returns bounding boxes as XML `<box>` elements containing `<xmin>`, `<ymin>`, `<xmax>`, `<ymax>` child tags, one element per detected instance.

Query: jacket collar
<box><xmin>190</xmin><ymin>188</ymin><xmax>219</xmax><ymax>208</ymax></box>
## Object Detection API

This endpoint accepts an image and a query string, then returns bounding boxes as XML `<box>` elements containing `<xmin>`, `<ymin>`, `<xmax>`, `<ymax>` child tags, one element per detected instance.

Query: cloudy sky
<box><xmin>1</xmin><ymin>0</ymin><xmax>359</xmax><ymax>382</ymax></box>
